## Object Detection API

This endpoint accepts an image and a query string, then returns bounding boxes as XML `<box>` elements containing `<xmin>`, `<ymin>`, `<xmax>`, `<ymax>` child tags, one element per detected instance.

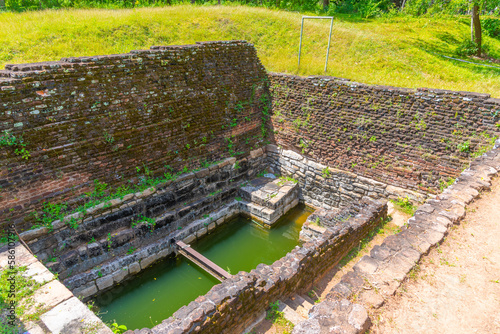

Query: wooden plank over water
<box><xmin>175</xmin><ymin>240</ymin><xmax>232</xmax><ymax>282</ymax></box>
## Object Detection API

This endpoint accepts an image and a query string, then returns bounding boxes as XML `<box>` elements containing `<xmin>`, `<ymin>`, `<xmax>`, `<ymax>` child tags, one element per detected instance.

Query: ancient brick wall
<box><xmin>0</xmin><ymin>41</ymin><xmax>270</xmax><ymax>230</ymax></box>
<box><xmin>269</xmin><ymin>73</ymin><xmax>500</xmax><ymax>195</ymax></box>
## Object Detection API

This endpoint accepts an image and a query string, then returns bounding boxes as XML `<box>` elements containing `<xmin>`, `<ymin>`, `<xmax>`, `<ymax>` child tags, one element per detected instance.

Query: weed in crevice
<box><xmin>321</xmin><ymin>167</ymin><xmax>331</xmax><ymax>179</ymax></box>
<box><xmin>390</xmin><ymin>196</ymin><xmax>417</xmax><ymax>216</ymax></box>
<box><xmin>0</xmin><ymin>130</ymin><xmax>31</xmax><ymax>160</ymax></box>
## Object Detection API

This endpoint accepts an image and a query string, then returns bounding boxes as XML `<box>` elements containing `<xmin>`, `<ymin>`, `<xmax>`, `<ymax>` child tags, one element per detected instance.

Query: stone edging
<box><xmin>292</xmin><ymin>139</ymin><xmax>500</xmax><ymax>334</ymax></box>
<box><xmin>0</xmin><ymin>244</ymin><xmax>112</xmax><ymax>334</ymax></box>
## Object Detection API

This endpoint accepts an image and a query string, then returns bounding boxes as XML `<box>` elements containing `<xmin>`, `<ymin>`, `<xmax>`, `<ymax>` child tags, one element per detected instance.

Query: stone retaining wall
<box><xmin>292</xmin><ymin>139</ymin><xmax>500</xmax><ymax>334</ymax></box>
<box><xmin>123</xmin><ymin>197</ymin><xmax>387</xmax><ymax>334</ymax></box>
<box><xmin>266</xmin><ymin>144</ymin><xmax>426</xmax><ymax>210</ymax></box>
<box><xmin>269</xmin><ymin>73</ymin><xmax>500</xmax><ymax>194</ymax></box>
<box><xmin>1</xmin><ymin>41</ymin><xmax>270</xmax><ymax>231</ymax></box>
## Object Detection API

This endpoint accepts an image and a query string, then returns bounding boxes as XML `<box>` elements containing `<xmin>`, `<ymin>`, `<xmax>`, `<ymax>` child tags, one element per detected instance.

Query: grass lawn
<box><xmin>1</xmin><ymin>5</ymin><xmax>499</xmax><ymax>96</ymax></box>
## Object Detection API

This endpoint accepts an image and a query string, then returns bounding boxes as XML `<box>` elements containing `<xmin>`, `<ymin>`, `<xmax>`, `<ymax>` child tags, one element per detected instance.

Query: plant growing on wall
<box><xmin>0</xmin><ymin>130</ymin><xmax>31</xmax><ymax>160</ymax></box>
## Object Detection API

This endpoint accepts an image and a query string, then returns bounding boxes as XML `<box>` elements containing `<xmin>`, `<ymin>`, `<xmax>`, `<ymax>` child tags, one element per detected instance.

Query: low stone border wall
<box><xmin>0</xmin><ymin>244</ymin><xmax>112</xmax><ymax>334</ymax></box>
<box><xmin>122</xmin><ymin>197</ymin><xmax>387</xmax><ymax>334</ymax></box>
<box><xmin>292</xmin><ymin>139</ymin><xmax>500</xmax><ymax>333</ymax></box>
<box><xmin>266</xmin><ymin>145</ymin><xmax>427</xmax><ymax>210</ymax></box>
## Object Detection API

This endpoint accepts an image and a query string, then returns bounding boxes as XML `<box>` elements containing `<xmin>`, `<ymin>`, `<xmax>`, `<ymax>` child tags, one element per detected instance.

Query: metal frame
<box><xmin>298</xmin><ymin>16</ymin><xmax>334</xmax><ymax>73</ymax></box>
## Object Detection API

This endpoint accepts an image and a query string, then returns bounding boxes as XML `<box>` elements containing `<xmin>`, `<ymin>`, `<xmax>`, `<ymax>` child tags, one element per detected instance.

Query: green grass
<box><xmin>1</xmin><ymin>6</ymin><xmax>500</xmax><ymax>96</ymax></box>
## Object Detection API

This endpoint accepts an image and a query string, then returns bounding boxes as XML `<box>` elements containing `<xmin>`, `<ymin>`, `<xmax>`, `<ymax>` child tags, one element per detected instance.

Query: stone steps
<box><xmin>238</xmin><ymin>176</ymin><xmax>299</xmax><ymax>227</ymax></box>
<box><xmin>278</xmin><ymin>294</ymin><xmax>315</xmax><ymax>325</ymax></box>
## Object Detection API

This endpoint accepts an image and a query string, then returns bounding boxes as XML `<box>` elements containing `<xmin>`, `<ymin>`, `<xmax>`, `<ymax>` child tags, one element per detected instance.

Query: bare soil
<box><xmin>370</xmin><ymin>177</ymin><xmax>500</xmax><ymax>334</ymax></box>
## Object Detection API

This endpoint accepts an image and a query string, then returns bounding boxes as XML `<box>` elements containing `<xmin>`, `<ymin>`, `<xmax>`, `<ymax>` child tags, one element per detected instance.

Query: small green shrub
<box><xmin>0</xmin><ymin>130</ymin><xmax>30</xmax><ymax>160</ymax></box>
<box><xmin>391</xmin><ymin>196</ymin><xmax>417</xmax><ymax>216</ymax></box>
<box><xmin>110</xmin><ymin>322</ymin><xmax>127</xmax><ymax>334</ymax></box>
<box><xmin>321</xmin><ymin>167</ymin><xmax>331</xmax><ymax>179</ymax></box>
<box><xmin>457</xmin><ymin>140</ymin><xmax>470</xmax><ymax>152</ymax></box>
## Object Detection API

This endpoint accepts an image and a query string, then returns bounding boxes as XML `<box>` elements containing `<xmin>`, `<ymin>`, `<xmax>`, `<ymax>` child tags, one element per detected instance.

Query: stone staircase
<box><xmin>278</xmin><ymin>294</ymin><xmax>315</xmax><ymax>325</ymax></box>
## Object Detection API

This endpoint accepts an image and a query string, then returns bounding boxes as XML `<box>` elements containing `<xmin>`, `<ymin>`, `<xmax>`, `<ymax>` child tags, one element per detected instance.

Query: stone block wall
<box><xmin>267</xmin><ymin>145</ymin><xmax>426</xmax><ymax>211</ymax></box>
<box><xmin>126</xmin><ymin>197</ymin><xmax>387</xmax><ymax>334</ymax></box>
<box><xmin>269</xmin><ymin>73</ymin><xmax>500</xmax><ymax>195</ymax></box>
<box><xmin>0</xmin><ymin>41</ymin><xmax>270</xmax><ymax>231</ymax></box>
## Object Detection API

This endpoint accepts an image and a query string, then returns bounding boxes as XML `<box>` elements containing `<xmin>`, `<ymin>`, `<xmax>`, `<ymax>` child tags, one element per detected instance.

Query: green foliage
<box><xmin>483</xmin><ymin>18</ymin><xmax>500</xmax><ymax>39</ymax></box>
<box><xmin>0</xmin><ymin>130</ymin><xmax>30</xmax><ymax>160</ymax></box>
<box><xmin>321</xmin><ymin>167</ymin><xmax>331</xmax><ymax>178</ymax></box>
<box><xmin>455</xmin><ymin>39</ymin><xmax>480</xmax><ymax>57</ymax></box>
<box><xmin>299</xmin><ymin>138</ymin><xmax>308</xmax><ymax>154</ymax></box>
<box><xmin>390</xmin><ymin>196</ymin><xmax>417</xmax><ymax>216</ymax></box>
<box><xmin>439</xmin><ymin>177</ymin><xmax>455</xmax><ymax>191</ymax></box>
<box><xmin>277</xmin><ymin>176</ymin><xmax>298</xmax><ymax>186</ymax></box>
<box><xmin>110</xmin><ymin>322</ymin><xmax>128</xmax><ymax>334</ymax></box>
<box><xmin>265</xmin><ymin>301</ymin><xmax>294</xmax><ymax>331</ymax></box>
<box><xmin>35</xmin><ymin>202</ymin><xmax>67</xmax><ymax>229</ymax></box>
<box><xmin>103</xmin><ymin>131</ymin><xmax>115</xmax><ymax>144</ymax></box>
<box><xmin>127</xmin><ymin>246</ymin><xmax>136</xmax><ymax>254</ymax></box>
<box><xmin>0</xmin><ymin>266</ymin><xmax>43</xmax><ymax>323</ymax></box>
<box><xmin>457</xmin><ymin>140</ymin><xmax>470</xmax><ymax>152</ymax></box>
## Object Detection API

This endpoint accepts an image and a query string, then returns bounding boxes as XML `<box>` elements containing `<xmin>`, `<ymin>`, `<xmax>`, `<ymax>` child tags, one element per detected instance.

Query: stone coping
<box><xmin>269</xmin><ymin>72</ymin><xmax>500</xmax><ymax>102</ymax></box>
<box><xmin>0</xmin><ymin>244</ymin><xmax>112</xmax><ymax>334</ymax></box>
<box><xmin>291</xmin><ymin>139</ymin><xmax>500</xmax><ymax>333</ymax></box>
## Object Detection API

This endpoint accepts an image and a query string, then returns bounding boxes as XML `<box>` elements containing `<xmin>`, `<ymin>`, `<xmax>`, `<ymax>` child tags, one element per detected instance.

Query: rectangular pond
<box><xmin>93</xmin><ymin>204</ymin><xmax>313</xmax><ymax>330</ymax></box>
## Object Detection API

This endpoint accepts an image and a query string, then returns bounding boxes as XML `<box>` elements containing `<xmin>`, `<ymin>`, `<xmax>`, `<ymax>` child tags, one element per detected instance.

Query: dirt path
<box><xmin>370</xmin><ymin>177</ymin><xmax>500</xmax><ymax>334</ymax></box>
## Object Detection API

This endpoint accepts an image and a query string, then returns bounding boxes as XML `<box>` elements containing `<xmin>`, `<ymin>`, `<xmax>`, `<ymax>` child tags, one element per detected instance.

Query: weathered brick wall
<box><xmin>269</xmin><ymin>73</ymin><xmax>500</xmax><ymax>194</ymax></box>
<box><xmin>0</xmin><ymin>41</ymin><xmax>270</xmax><ymax>230</ymax></box>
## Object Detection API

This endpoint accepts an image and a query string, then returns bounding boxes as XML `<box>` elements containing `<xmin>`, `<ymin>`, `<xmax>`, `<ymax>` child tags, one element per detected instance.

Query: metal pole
<box><xmin>297</xmin><ymin>16</ymin><xmax>334</xmax><ymax>73</ymax></box>
<box><xmin>298</xmin><ymin>17</ymin><xmax>305</xmax><ymax>69</ymax></box>
<box><xmin>324</xmin><ymin>18</ymin><xmax>333</xmax><ymax>73</ymax></box>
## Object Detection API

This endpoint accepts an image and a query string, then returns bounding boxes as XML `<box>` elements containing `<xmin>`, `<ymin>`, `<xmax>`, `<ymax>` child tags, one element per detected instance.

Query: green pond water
<box><xmin>94</xmin><ymin>204</ymin><xmax>312</xmax><ymax>330</ymax></box>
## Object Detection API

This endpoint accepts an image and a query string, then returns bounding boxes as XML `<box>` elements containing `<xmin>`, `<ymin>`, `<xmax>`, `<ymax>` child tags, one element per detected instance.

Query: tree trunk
<box><xmin>472</xmin><ymin>4</ymin><xmax>482</xmax><ymax>56</ymax></box>
<box><xmin>0</xmin><ymin>0</ymin><xmax>5</xmax><ymax>9</ymax></box>
<box><xmin>323</xmin><ymin>0</ymin><xmax>329</xmax><ymax>11</ymax></box>
<box><xmin>400</xmin><ymin>0</ymin><xmax>407</xmax><ymax>11</ymax></box>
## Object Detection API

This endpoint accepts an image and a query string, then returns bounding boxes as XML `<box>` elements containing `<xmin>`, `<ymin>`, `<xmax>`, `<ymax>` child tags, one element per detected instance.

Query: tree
<box><xmin>471</xmin><ymin>1</ymin><xmax>482</xmax><ymax>56</ymax></box>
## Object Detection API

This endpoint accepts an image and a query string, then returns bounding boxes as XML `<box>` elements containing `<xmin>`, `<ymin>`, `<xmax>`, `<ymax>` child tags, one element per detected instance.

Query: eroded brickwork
<box><xmin>0</xmin><ymin>41</ymin><xmax>270</xmax><ymax>230</ymax></box>
<box><xmin>269</xmin><ymin>73</ymin><xmax>500</xmax><ymax>194</ymax></box>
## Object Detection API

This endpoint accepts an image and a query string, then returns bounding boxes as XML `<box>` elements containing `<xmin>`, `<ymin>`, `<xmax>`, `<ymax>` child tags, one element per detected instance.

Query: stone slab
<box><xmin>40</xmin><ymin>297</ymin><xmax>112</xmax><ymax>334</ymax></box>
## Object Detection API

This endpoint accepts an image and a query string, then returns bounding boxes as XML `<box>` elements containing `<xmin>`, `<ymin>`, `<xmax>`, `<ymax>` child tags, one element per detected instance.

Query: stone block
<box><xmin>112</xmin><ymin>268</ymin><xmax>128</xmax><ymax>283</ymax></box>
<box><xmin>40</xmin><ymin>297</ymin><xmax>112</xmax><ymax>334</ymax></box>
<box><xmin>96</xmin><ymin>275</ymin><xmax>113</xmax><ymax>290</ymax></box>
<box><xmin>30</xmin><ymin>280</ymin><xmax>73</xmax><ymax>313</ymax></box>
<box><xmin>73</xmin><ymin>282</ymin><xmax>98</xmax><ymax>299</ymax></box>
<box><xmin>129</xmin><ymin>262</ymin><xmax>141</xmax><ymax>275</ymax></box>
<box><xmin>140</xmin><ymin>254</ymin><xmax>159</xmax><ymax>270</ymax></box>
<box><xmin>23</xmin><ymin>261</ymin><xmax>55</xmax><ymax>284</ymax></box>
